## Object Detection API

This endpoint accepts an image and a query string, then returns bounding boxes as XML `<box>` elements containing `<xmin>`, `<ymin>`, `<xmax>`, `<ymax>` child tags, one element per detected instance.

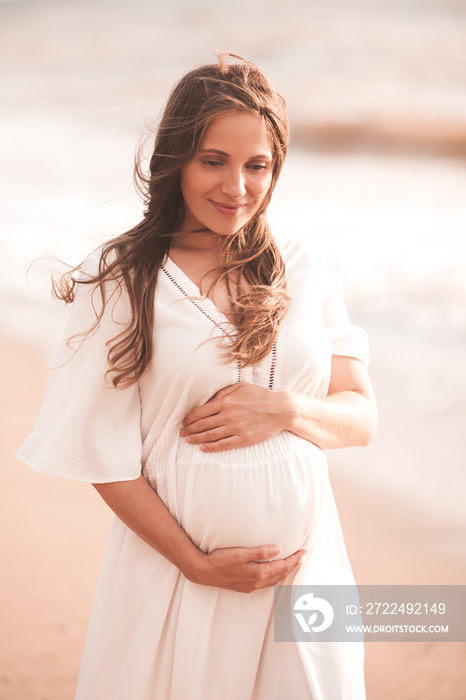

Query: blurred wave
<box><xmin>2</xmin><ymin>0</ymin><xmax>465</xmax><ymax>154</ymax></box>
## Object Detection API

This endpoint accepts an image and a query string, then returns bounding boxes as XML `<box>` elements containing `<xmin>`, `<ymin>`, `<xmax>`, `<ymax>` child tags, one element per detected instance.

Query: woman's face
<box><xmin>179</xmin><ymin>111</ymin><xmax>274</xmax><ymax>238</ymax></box>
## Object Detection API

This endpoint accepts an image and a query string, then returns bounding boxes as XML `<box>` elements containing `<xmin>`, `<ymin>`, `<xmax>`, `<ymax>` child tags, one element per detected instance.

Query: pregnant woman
<box><xmin>18</xmin><ymin>53</ymin><xmax>377</xmax><ymax>699</ymax></box>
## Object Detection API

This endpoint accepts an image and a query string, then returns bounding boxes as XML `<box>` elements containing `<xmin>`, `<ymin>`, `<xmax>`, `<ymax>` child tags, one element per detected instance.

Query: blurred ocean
<box><xmin>1</xmin><ymin>0</ymin><xmax>465</xmax><ymax>536</ymax></box>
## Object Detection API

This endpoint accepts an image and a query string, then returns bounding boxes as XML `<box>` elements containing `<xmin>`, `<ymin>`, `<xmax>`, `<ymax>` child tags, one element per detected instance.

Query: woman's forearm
<box><xmin>93</xmin><ymin>476</ymin><xmax>205</xmax><ymax>580</ymax></box>
<box><xmin>281</xmin><ymin>354</ymin><xmax>378</xmax><ymax>450</ymax></box>
<box><xmin>280</xmin><ymin>388</ymin><xmax>378</xmax><ymax>450</ymax></box>
<box><xmin>92</xmin><ymin>475</ymin><xmax>305</xmax><ymax>593</ymax></box>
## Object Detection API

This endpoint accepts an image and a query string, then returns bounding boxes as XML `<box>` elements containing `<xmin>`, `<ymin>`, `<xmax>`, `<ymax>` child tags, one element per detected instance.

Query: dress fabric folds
<box><xmin>17</xmin><ymin>235</ymin><xmax>369</xmax><ymax>700</ymax></box>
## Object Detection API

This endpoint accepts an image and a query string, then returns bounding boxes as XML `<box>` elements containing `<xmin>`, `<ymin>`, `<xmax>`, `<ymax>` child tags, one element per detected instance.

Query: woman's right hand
<box><xmin>185</xmin><ymin>545</ymin><xmax>306</xmax><ymax>593</ymax></box>
<box><xmin>93</xmin><ymin>477</ymin><xmax>305</xmax><ymax>594</ymax></box>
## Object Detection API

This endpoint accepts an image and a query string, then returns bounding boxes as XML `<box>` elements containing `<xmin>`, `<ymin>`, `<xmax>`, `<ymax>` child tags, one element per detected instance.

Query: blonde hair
<box><xmin>54</xmin><ymin>53</ymin><xmax>290</xmax><ymax>388</ymax></box>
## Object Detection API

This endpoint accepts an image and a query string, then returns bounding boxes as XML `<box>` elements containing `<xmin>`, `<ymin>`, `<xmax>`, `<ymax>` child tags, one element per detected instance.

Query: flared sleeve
<box><xmin>16</xmin><ymin>248</ymin><xmax>143</xmax><ymax>483</ymax></box>
<box><xmin>318</xmin><ymin>255</ymin><xmax>370</xmax><ymax>367</ymax></box>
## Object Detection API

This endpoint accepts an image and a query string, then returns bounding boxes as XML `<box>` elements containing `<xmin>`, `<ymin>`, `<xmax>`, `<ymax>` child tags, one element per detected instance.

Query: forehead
<box><xmin>201</xmin><ymin>111</ymin><xmax>273</xmax><ymax>156</ymax></box>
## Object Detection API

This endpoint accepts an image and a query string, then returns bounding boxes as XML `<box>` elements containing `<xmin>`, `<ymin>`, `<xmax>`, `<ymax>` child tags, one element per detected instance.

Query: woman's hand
<box><xmin>180</xmin><ymin>383</ymin><xmax>293</xmax><ymax>452</ymax></box>
<box><xmin>94</xmin><ymin>477</ymin><xmax>305</xmax><ymax>595</ymax></box>
<box><xmin>181</xmin><ymin>356</ymin><xmax>377</xmax><ymax>451</ymax></box>
<box><xmin>186</xmin><ymin>544</ymin><xmax>306</xmax><ymax>593</ymax></box>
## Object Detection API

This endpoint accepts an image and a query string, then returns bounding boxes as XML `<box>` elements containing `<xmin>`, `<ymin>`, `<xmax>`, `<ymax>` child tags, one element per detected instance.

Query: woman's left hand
<box><xmin>181</xmin><ymin>357</ymin><xmax>378</xmax><ymax>452</ymax></box>
<box><xmin>180</xmin><ymin>383</ymin><xmax>293</xmax><ymax>452</ymax></box>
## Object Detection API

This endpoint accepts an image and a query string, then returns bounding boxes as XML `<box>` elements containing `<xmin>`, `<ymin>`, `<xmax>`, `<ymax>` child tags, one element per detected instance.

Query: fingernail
<box><xmin>185</xmin><ymin>436</ymin><xmax>192</xmax><ymax>443</ymax></box>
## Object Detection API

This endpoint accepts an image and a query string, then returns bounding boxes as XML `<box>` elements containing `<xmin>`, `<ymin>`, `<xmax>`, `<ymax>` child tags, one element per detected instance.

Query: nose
<box><xmin>219</xmin><ymin>168</ymin><xmax>246</xmax><ymax>200</ymax></box>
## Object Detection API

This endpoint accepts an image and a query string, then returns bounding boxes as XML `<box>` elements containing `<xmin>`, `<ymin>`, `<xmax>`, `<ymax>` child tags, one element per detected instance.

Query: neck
<box><xmin>170</xmin><ymin>229</ymin><xmax>225</xmax><ymax>253</ymax></box>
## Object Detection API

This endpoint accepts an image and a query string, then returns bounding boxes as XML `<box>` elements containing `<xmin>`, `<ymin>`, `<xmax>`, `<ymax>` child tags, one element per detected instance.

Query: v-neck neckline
<box><xmin>161</xmin><ymin>255</ymin><xmax>278</xmax><ymax>390</ymax></box>
<box><xmin>162</xmin><ymin>255</ymin><xmax>235</xmax><ymax>326</ymax></box>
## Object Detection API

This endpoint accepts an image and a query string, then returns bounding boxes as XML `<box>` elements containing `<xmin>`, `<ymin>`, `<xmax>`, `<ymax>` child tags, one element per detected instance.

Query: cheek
<box><xmin>250</xmin><ymin>176</ymin><xmax>273</xmax><ymax>204</ymax></box>
<box><xmin>181</xmin><ymin>168</ymin><xmax>218</xmax><ymax>202</ymax></box>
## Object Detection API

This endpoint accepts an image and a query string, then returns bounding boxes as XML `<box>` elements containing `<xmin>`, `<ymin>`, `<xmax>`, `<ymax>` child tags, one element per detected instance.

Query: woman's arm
<box><xmin>285</xmin><ymin>355</ymin><xmax>378</xmax><ymax>448</ymax></box>
<box><xmin>180</xmin><ymin>355</ymin><xmax>378</xmax><ymax>451</ymax></box>
<box><xmin>93</xmin><ymin>476</ymin><xmax>305</xmax><ymax>593</ymax></box>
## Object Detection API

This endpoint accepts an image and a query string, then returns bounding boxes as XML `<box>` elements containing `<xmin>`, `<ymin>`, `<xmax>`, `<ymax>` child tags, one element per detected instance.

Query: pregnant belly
<box><xmin>173</xmin><ymin>431</ymin><xmax>328</xmax><ymax>559</ymax></box>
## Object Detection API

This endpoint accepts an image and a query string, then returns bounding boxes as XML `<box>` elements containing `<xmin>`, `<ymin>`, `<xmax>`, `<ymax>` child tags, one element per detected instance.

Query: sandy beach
<box><xmin>2</xmin><ymin>331</ymin><xmax>465</xmax><ymax>700</ymax></box>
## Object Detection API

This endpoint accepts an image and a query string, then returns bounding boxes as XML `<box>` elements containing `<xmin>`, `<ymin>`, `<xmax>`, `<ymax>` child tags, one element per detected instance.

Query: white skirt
<box><xmin>75</xmin><ymin>430</ymin><xmax>366</xmax><ymax>700</ymax></box>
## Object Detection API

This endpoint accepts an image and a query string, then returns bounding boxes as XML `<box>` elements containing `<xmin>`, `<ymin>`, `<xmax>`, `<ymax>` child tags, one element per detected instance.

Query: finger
<box><xmin>197</xmin><ymin>423</ymin><xmax>260</xmax><ymax>450</ymax></box>
<box><xmin>184</xmin><ymin>427</ymin><xmax>235</xmax><ymax>446</ymax></box>
<box><xmin>182</xmin><ymin>386</ymin><xmax>241</xmax><ymax>426</ymax></box>
<box><xmin>199</xmin><ymin>435</ymin><xmax>251</xmax><ymax>451</ymax></box>
<box><xmin>274</xmin><ymin>551</ymin><xmax>306</xmax><ymax>577</ymax></box>
<box><xmin>241</xmin><ymin>561</ymin><xmax>301</xmax><ymax>592</ymax></box>
<box><xmin>182</xmin><ymin>402</ymin><xmax>221</xmax><ymax>427</ymax></box>
<box><xmin>245</xmin><ymin>545</ymin><xmax>283</xmax><ymax>562</ymax></box>
<box><xmin>210</xmin><ymin>383</ymin><xmax>244</xmax><ymax>400</ymax></box>
<box><xmin>249</xmin><ymin>547</ymin><xmax>306</xmax><ymax>571</ymax></box>
<box><xmin>283</xmin><ymin>548</ymin><xmax>306</xmax><ymax>563</ymax></box>
<box><xmin>253</xmin><ymin>553</ymin><xmax>306</xmax><ymax>587</ymax></box>
<box><xmin>181</xmin><ymin>415</ymin><xmax>224</xmax><ymax>437</ymax></box>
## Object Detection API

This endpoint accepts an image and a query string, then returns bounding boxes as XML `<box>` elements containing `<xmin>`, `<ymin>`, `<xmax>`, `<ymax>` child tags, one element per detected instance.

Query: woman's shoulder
<box><xmin>273</xmin><ymin>231</ymin><xmax>327</xmax><ymax>272</ymax></box>
<box><xmin>273</xmin><ymin>231</ymin><xmax>342</xmax><ymax>304</ymax></box>
<box><xmin>72</xmin><ymin>243</ymin><xmax>130</xmax><ymax>321</ymax></box>
<box><xmin>78</xmin><ymin>243</ymin><xmax>116</xmax><ymax>280</ymax></box>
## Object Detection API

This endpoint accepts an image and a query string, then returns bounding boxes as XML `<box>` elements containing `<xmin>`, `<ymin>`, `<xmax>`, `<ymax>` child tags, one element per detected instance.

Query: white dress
<box><xmin>18</xmin><ymin>235</ymin><xmax>370</xmax><ymax>700</ymax></box>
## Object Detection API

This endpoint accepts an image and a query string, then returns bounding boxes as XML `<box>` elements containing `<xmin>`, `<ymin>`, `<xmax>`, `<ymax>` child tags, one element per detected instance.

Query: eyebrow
<box><xmin>199</xmin><ymin>148</ymin><xmax>272</xmax><ymax>160</ymax></box>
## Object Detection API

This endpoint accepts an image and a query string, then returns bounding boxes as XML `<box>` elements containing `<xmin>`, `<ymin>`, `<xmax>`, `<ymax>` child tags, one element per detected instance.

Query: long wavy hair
<box><xmin>53</xmin><ymin>53</ymin><xmax>290</xmax><ymax>388</ymax></box>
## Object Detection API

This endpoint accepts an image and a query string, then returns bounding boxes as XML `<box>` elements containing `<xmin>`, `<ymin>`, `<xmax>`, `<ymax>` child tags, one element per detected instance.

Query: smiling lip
<box><xmin>210</xmin><ymin>200</ymin><xmax>245</xmax><ymax>216</ymax></box>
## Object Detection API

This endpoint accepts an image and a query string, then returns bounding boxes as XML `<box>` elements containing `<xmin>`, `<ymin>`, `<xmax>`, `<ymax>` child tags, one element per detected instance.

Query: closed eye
<box><xmin>247</xmin><ymin>163</ymin><xmax>268</xmax><ymax>171</ymax></box>
<box><xmin>202</xmin><ymin>159</ymin><xmax>223</xmax><ymax>168</ymax></box>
